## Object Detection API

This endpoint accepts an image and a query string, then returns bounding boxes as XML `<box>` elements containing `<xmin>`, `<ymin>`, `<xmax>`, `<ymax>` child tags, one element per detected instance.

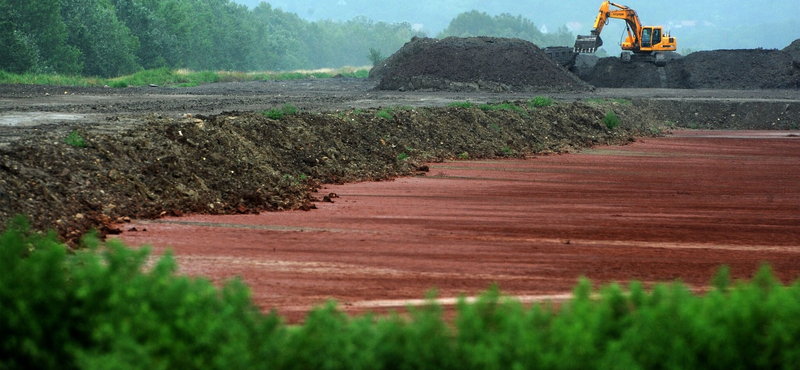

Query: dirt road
<box><xmin>115</xmin><ymin>130</ymin><xmax>800</xmax><ymax>322</ymax></box>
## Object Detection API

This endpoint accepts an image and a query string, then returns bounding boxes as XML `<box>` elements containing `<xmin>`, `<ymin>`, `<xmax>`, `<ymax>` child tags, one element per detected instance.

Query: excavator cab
<box><xmin>639</xmin><ymin>26</ymin><xmax>674</xmax><ymax>52</ymax></box>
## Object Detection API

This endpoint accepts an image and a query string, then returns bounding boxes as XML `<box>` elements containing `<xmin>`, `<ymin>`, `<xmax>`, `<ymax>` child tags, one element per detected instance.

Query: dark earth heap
<box><xmin>372</xmin><ymin>37</ymin><xmax>592</xmax><ymax>92</ymax></box>
<box><xmin>580</xmin><ymin>40</ymin><xmax>800</xmax><ymax>89</ymax></box>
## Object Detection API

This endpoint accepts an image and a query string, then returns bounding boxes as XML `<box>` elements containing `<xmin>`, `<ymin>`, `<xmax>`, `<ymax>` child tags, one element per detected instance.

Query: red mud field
<box><xmin>115</xmin><ymin>130</ymin><xmax>800</xmax><ymax>322</ymax></box>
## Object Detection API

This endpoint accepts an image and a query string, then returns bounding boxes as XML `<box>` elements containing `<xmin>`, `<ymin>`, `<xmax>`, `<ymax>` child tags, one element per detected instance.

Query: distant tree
<box><xmin>0</xmin><ymin>0</ymin><xmax>81</xmax><ymax>74</ymax></box>
<box><xmin>111</xmin><ymin>0</ymin><xmax>178</xmax><ymax>69</ymax></box>
<box><xmin>368</xmin><ymin>47</ymin><xmax>385</xmax><ymax>67</ymax></box>
<box><xmin>438</xmin><ymin>10</ymin><xmax>574</xmax><ymax>47</ymax></box>
<box><xmin>61</xmin><ymin>0</ymin><xmax>140</xmax><ymax>77</ymax></box>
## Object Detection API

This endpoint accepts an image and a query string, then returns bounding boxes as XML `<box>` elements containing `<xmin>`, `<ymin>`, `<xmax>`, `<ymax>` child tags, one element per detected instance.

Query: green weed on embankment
<box><xmin>2</xmin><ymin>216</ymin><xmax>799</xmax><ymax>370</ymax></box>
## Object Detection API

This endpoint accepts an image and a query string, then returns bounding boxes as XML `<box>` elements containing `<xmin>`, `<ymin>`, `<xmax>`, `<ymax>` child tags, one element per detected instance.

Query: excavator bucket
<box><xmin>574</xmin><ymin>35</ymin><xmax>603</xmax><ymax>53</ymax></box>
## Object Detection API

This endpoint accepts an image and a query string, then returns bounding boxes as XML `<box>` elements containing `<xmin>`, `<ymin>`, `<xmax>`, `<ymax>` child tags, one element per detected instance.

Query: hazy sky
<box><xmin>232</xmin><ymin>0</ymin><xmax>798</xmax><ymax>52</ymax></box>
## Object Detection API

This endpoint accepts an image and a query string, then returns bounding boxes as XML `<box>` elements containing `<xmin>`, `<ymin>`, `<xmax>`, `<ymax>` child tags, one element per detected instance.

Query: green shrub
<box><xmin>65</xmin><ymin>130</ymin><xmax>87</xmax><ymax>148</ymax></box>
<box><xmin>529</xmin><ymin>96</ymin><xmax>554</xmax><ymax>108</ymax></box>
<box><xmin>603</xmin><ymin>111</ymin><xmax>620</xmax><ymax>129</ymax></box>
<box><xmin>4</xmin><ymin>219</ymin><xmax>800</xmax><ymax>370</ymax></box>
<box><xmin>262</xmin><ymin>108</ymin><xmax>284</xmax><ymax>120</ymax></box>
<box><xmin>376</xmin><ymin>108</ymin><xmax>393</xmax><ymax>120</ymax></box>
<box><xmin>397</xmin><ymin>152</ymin><xmax>409</xmax><ymax>161</ymax></box>
<box><xmin>280</xmin><ymin>103</ymin><xmax>299</xmax><ymax>116</ymax></box>
<box><xmin>109</xmin><ymin>80</ymin><xmax>128</xmax><ymax>88</ymax></box>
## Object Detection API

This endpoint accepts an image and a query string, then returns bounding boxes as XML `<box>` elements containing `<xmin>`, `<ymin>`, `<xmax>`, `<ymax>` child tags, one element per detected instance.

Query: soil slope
<box><xmin>0</xmin><ymin>102</ymin><xmax>655</xmax><ymax>243</ymax></box>
<box><xmin>373</xmin><ymin>37</ymin><xmax>592</xmax><ymax>92</ymax></box>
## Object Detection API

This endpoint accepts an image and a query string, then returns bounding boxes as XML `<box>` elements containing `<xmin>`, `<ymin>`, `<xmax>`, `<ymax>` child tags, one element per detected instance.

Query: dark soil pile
<box><xmin>372</xmin><ymin>37</ymin><xmax>592</xmax><ymax>92</ymax></box>
<box><xmin>581</xmin><ymin>49</ymin><xmax>800</xmax><ymax>89</ymax></box>
<box><xmin>579</xmin><ymin>56</ymin><xmax>683</xmax><ymax>88</ymax></box>
<box><xmin>782</xmin><ymin>39</ymin><xmax>800</xmax><ymax>62</ymax></box>
<box><xmin>0</xmin><ymin>103</ymin><xmax>658</xmax><ymax>243</ymax></box>
<box><xmin>679</xmin><ymin>49</ymin><xmax>799</xmax><ymax>89</ymax></box>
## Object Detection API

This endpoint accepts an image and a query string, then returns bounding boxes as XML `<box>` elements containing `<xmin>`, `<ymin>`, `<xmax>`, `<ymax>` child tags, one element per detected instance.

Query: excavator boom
<box><xmin>574</xmin><ymin>1</ymin><xmax>676</xmax><ymax>59</ymax></box>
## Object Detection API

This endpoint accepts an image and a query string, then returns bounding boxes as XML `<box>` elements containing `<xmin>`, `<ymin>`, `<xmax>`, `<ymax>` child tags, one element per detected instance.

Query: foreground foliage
<box><xmin>2</xmin><ymin>218</ymin><xmax>800</xmax><ymax>370</ymax></box>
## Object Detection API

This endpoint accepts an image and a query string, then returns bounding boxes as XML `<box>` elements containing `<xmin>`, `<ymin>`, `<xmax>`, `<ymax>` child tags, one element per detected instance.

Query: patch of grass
<box><xmin>376</xmin><ymin>108</ymin><xmax>393</xmax><ymax>120</ymax></box>
<box><xmin>64</xmin><ymin>130</ymin><xmax>87</xmax><ymax>148</ymax></box>
<box><xmin>262</xmin><ymin>108</ymin><xmax>284</xmax><ymax>120</ymax></box>
<box><xmin>262</xmin><ymin>103</ymin><xmax>299</xmax><ymax>120</ymax></box>
<box><xmin>0</xmin><ymin>66</ymin><xmax>371</xmax><ymax>88</ymax></box>
<box><xmin>458</xmin><ymin>152</ymin><xmax>469</xmax><ymax>160</ymax></box>
<box><xmin>397</xmin><ymin>152</ymin><xmax>409</xmax><ymax>161</ymax></box>
<box><xmin>603</xmin><ymin>110</ymin><xmax>620</xmax><ymax>129</ymax></box>
<box><xmin>478</xmin><ymin>102</ymin><xmax>525</xmax><ymax>114</ymax></box>
<box><xmin>501</xmin><ymin>146</ymin><xmax>513</xmax><ymax>156</ymax></box>
<box><xmin>529</xmin><ymin>96</ymin><xmax>554</xmax><ymax>108</ymax></box>
<box><xmin>488</xmin><ymin>123</ymin><xmax>501</xmax><ymax>132</ymax></box>
<box><xmin>448</xmin><ymin>101</ymin><xmax>474</xmax><ymax>108</ymax></box>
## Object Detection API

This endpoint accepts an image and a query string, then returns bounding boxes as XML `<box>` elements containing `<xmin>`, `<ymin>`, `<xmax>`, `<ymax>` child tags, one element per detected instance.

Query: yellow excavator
<box><xmin>574</xmin><ymin>1</ymin><xmax>677</xmax><ymax>66</ymax></box>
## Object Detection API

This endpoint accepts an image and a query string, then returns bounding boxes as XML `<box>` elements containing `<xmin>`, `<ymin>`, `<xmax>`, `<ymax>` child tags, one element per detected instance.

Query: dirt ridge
<box><xmin>0</xmin><ymin>103</ymin><xmax>655</xmax><ymax>242</ymax></box>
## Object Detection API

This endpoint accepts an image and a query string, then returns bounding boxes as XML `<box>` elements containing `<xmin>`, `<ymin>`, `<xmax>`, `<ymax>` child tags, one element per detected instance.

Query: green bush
<box><xmin>262</xmin><ymin>108</ymin><xmax>284</xmax><ymax>120</ymax></box>
<box><xmin>603</xmin><ymin>110</ymin><xmax>620</xmax><ymax>129</ymax></box>
<box><xmin>64</xmin><ymin>130</ymin><xmax>87</xmax><ymax>148</ymax></box>
<box><xmin>281</xmin><ymin>103</ymin><xmax>299</xmax><ymax>116</ymax></box>
<box><xmin>376</xmin><ymin>108</ymin><xmax>393</xmax><ymax>120</ymax></box>
<box><xmin>3</xmin><ymin>218</ymin><xmax>800</xmax><ymax>370</ymax></box>
<box><xmin>529</xmin><ymin>96</ymin><xmax>554</xmax><ymax>108</ymax></box>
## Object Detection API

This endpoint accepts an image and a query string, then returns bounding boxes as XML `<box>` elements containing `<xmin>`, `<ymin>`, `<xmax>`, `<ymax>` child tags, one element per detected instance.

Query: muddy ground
<box><xmin>1</xmin><ymin>77</ymin><xmax>800</xmax><ymax>242</ymax></box>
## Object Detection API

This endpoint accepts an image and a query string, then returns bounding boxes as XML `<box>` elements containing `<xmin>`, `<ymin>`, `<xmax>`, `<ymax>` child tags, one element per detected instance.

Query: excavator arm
<box><xmin>574</xmin><ymin>1</ymin><xmax>644</xmax><ymax>53</ymax></box>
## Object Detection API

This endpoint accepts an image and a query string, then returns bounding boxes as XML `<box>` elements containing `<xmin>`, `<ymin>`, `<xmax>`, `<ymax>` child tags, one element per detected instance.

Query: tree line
<box><xmin>0</xmin><ymin>0</ymin><xmax>574</xmax><ymax>78</ymax></box>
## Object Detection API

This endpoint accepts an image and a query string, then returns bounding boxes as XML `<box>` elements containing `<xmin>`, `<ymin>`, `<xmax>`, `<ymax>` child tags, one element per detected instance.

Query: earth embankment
<box><xmin>0</xmin><ymin>101</ymin><xmax>653</xmax><ymax>242</ymax></box>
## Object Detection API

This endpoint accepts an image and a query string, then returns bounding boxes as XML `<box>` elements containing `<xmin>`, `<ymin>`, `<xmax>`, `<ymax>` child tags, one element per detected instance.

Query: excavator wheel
<box><xmin>620</xmin><ymin>52</ymin><xmax>632</xmax><ymax>63</ymax></box>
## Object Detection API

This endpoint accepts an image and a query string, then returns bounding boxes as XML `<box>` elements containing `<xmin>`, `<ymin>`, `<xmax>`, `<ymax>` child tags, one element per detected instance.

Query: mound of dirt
<box><xmin>372</xmin><ymin>37</ymin><xmax>592</xmax><ymax>92</ymax></box>
<box><xmin>581</xmin><ymin>49</ymin><xmax>800</xmax><ymax>89</ymax></box>
<box><xmin>579</xmin><ymin>56</ymin><xmax>683</xmax><ymax>88</ymax></box>
<box><xmin>782</xmin><ymin>39</ymin><xmax>800</xmax><ymax>62</ymax></box>
<box><xmin>0</xmin><ymin>103</ymin><xmax>655</xmax><ymax>243</ymax></box>
<box><xmin>679</xmin><ymin>49</ymin><xmax>799</xmax><ymax>89</ymax></box>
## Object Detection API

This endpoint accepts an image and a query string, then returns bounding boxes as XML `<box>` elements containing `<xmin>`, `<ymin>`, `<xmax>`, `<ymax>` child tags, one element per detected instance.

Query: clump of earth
<box><xmin>372</xmin><ymin>36</ymin><xmax>592</xmax><ymax>92</ymax></box>
<box><xmin>579</xmin><ymin>40</ymin><xmax>800</xmax><ymax>89</ymax></box>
